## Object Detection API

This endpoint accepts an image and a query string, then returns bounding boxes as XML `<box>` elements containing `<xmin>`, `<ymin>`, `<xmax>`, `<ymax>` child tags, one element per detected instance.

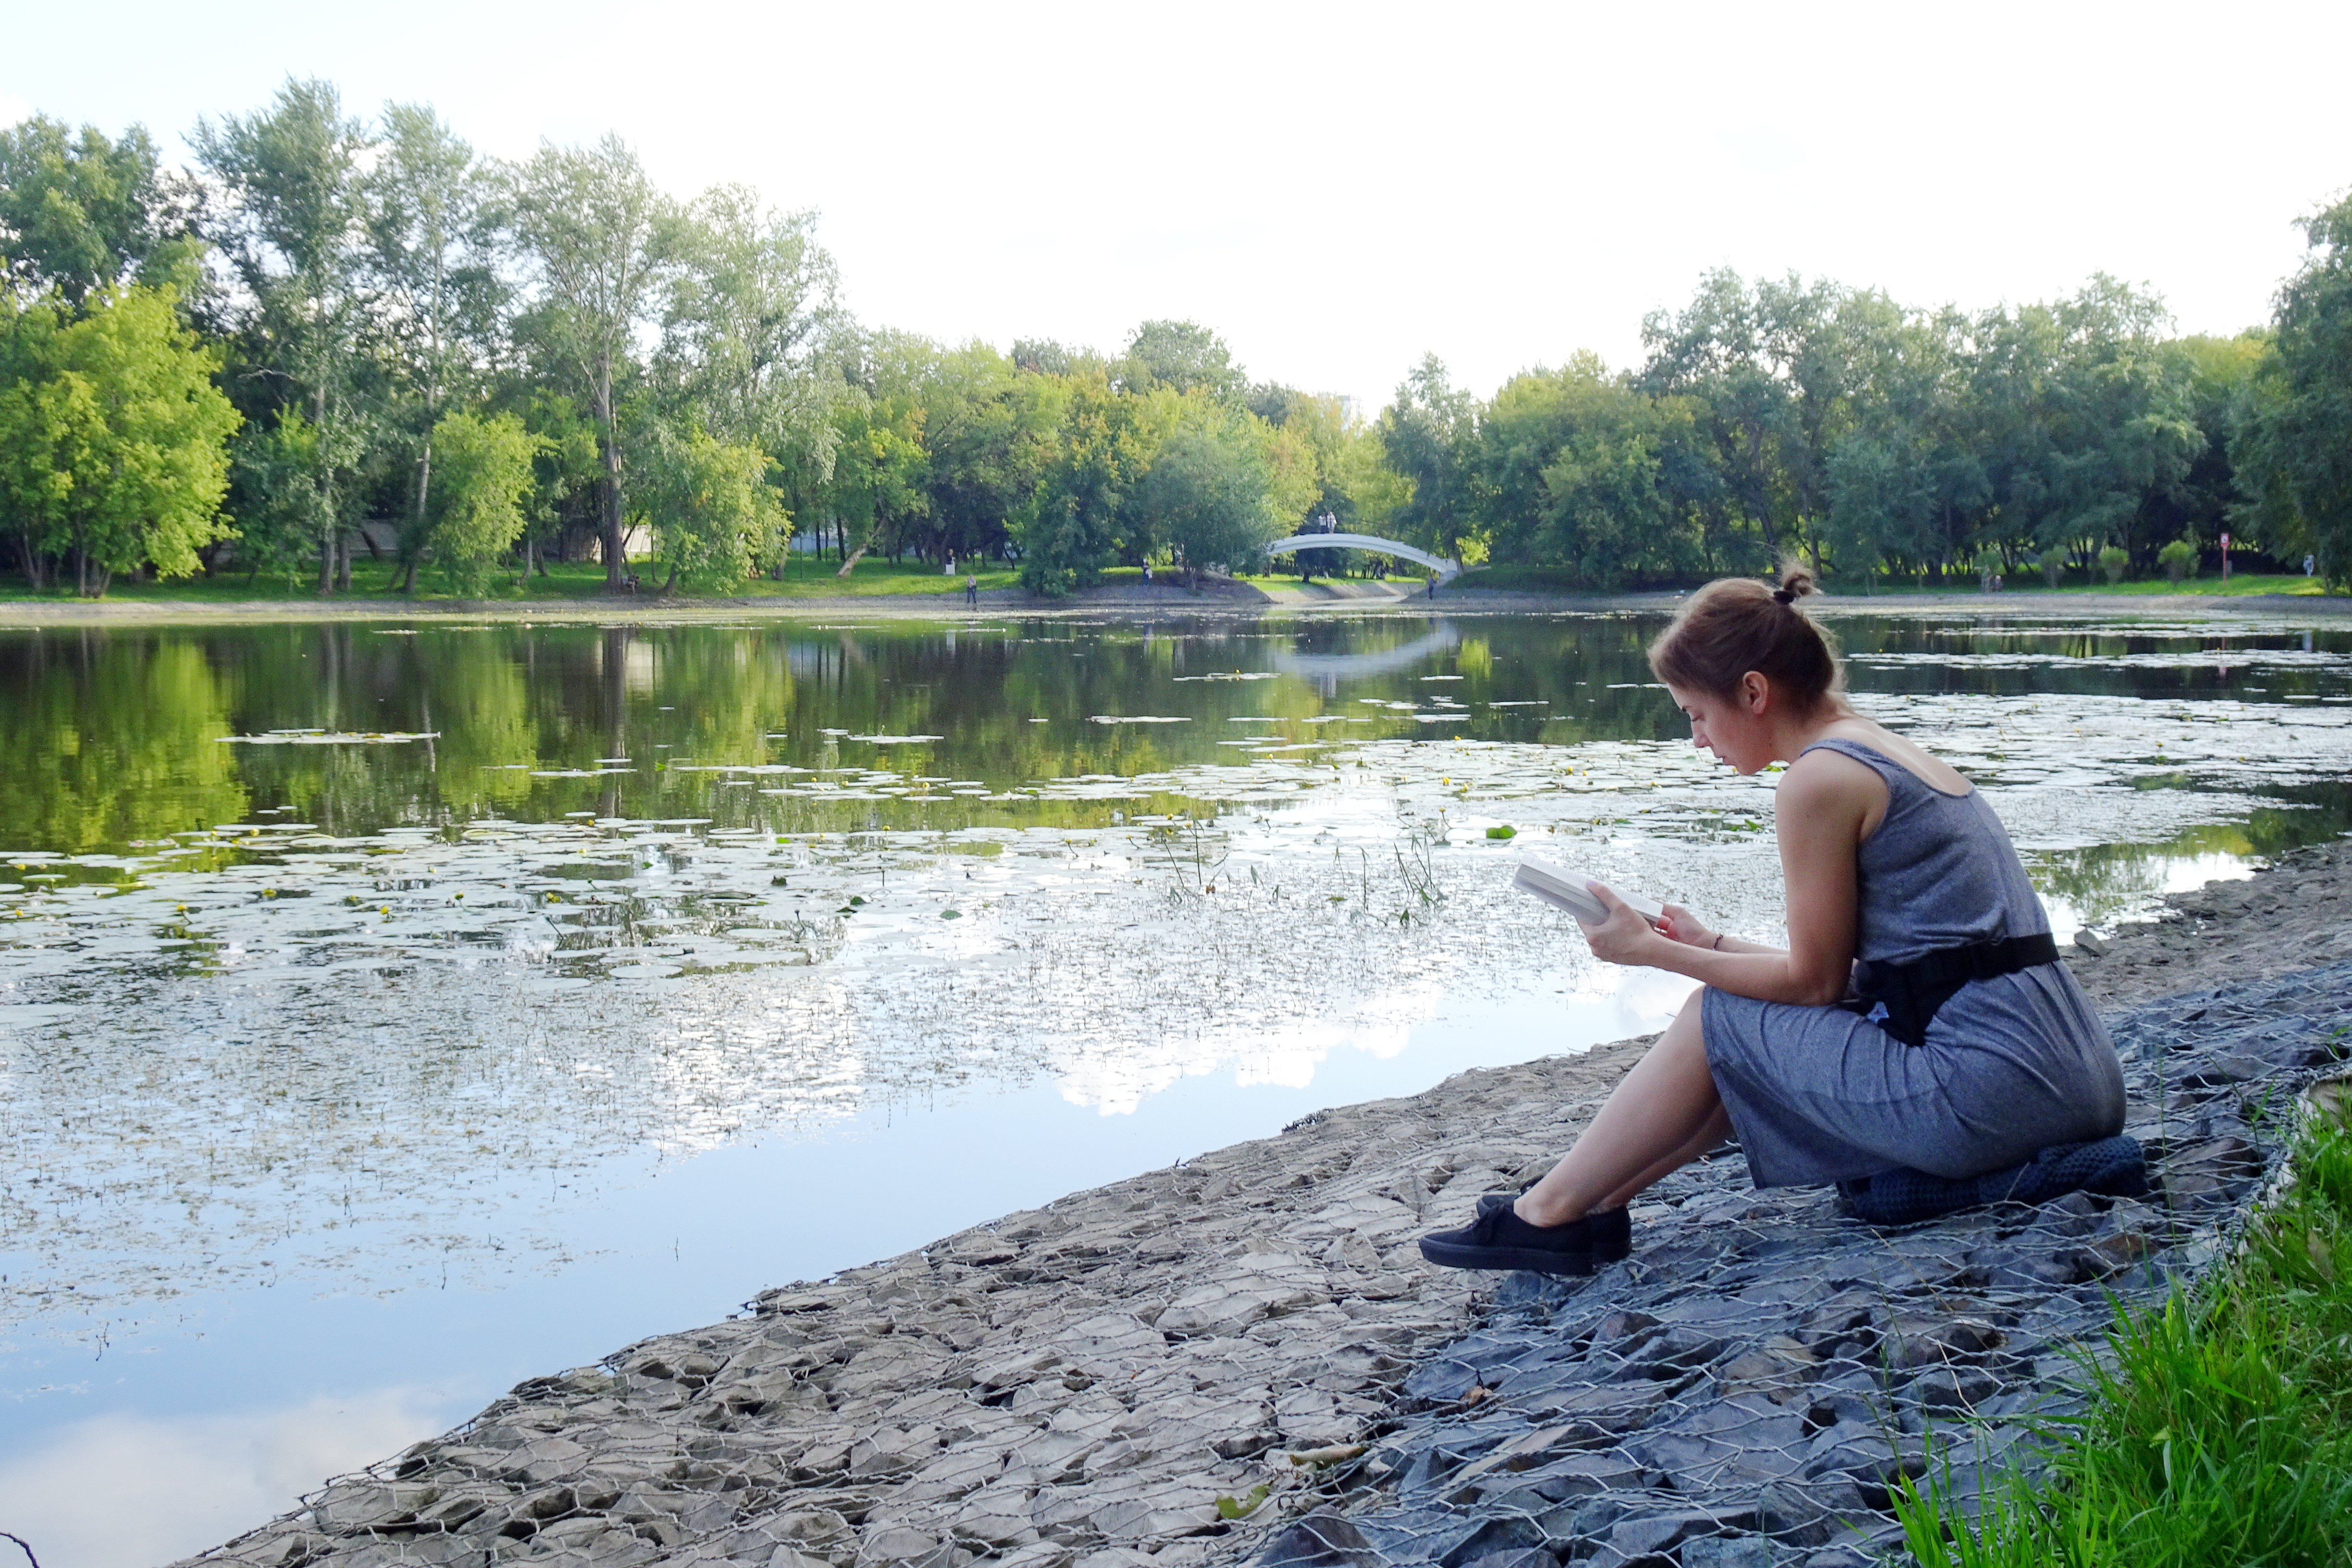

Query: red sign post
<box><xmin>2221</xmin><ymin>531</ymin><xmax>2231</xmax><ymax>583</ymax></box>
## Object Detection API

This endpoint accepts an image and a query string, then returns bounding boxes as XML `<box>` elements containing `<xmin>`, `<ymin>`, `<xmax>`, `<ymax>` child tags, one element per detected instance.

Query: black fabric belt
<box><xmin>1840</xmin><ymin>931</ymin><xmax>2062</xmax><ymax>1048</ymax></box>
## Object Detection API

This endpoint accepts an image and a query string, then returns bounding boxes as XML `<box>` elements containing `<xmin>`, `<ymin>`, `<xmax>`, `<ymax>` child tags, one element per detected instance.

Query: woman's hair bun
<box><xmin>1649</xmin><ymin>564</ymin><xmax>1843</xmax><ymax>709</ymax></box>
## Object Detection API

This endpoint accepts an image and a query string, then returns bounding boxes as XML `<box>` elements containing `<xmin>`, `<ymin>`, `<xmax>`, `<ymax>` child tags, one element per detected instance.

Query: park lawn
<box><xmin>1926</xmin><ymin>571</ymin><xmax>2328</xmax><ymax>598</ymax></box>
<box><xmin>0</xmin><ymin>555</ymin><xmax>1022</xmax><ymax>606</ymax></box>
<box><xmin>2039</xmin><ymin>570</ymin><xmax>2327</xmax><ymax>597</ymax></box>
<box><xmin>1769</xmin><ymin>572</ymin><xmax>2330</xmax><ymax>600</ymax></box>
<box><xmin>1456</xmin><ymin>565</ymin><xmax>2332</xmax><ymax>598</ymax></box>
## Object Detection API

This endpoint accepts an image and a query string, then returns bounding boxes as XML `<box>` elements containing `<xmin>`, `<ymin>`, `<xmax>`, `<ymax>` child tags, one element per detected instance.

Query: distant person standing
<box><xmin>965</xmin><ymin>573</ymin><xmax>979</xmax><ymax>607</ymax></box>
<box><xmin>1426</xmin><ymin>572</ymin><xmax>1437</xmax><ymax>599</ymax></box>
<box><xmin>2308</xmin><ymin>554</ymin><xmax>2318</xmax><ymax>578</ymax></box>
<box><xmin>1143</xmin><ymin>561</ymin><xmax>1153</xmax><ymax>585</ymax></box>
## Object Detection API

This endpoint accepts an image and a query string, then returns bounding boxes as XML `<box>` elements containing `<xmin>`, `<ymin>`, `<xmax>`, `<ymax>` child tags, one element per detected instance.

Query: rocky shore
<box><xmin>180</xmin><ymin>840</ymin><xmax>2352</xmax><ymax>1568</ymax></box>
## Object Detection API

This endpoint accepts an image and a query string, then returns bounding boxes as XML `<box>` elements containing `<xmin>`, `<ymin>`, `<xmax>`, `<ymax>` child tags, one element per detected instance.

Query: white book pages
<box><xmin>1512</xmin><ymin>855</ymin><xmax>1665</xmax><ymax>925</ymax></box>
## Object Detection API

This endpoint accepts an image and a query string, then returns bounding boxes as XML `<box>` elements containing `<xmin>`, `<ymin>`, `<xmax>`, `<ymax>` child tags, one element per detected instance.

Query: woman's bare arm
<box><xmin>1651</xmin><ymin>905</ymin><xmax>1782</xmax><ymax>957</ymax></box>
<box><xmin>1580</xmin><ymin>748</ymin><xmax>1879</xmax><ymax>1005</ymax></box>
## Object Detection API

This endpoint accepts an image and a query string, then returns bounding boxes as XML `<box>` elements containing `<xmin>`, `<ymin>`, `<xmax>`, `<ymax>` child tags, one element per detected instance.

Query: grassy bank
<box><xmin>0</xmin><ymin>558</ymin><xmax>1352</xmax><ymax>608</ymax></box>
<box><xmin>1460</xmin><ymin>564</ymin><xmax>2331</xmax><ymax>599</ymax></box>
<box><xmin>0</xmin><ymin>555</ymin><xmax>1025</xmax><ymax>606</ymax></box>
<box><xmin>0</xmin><ymin>557</ymin><xmax>2338</xmax><ymax>615</ymax></box>
<box><xmin>1897</xmin><ymin>1088</ymin><xmax>2352</xmax><ymax>1565</ymax></box>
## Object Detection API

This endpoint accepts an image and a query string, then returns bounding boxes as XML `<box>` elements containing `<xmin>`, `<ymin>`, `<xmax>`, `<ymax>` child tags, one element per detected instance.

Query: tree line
<box><xmin>2</xmin><ymin>79</ymin><xmax>2347</xmax><ymax>597</ymax></box>
<box><xmin>1398</xmin><ymin>267</ymin><xmax>2341</xmax><ymax>590</ymax></box>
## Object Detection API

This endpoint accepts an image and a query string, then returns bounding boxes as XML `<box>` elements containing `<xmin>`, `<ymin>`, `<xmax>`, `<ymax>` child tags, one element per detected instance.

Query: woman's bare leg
<box><xmin>1596</xmin><ymin>1103</ymin><xmax>1733</xmax><ymax>1211</ymax></box>
<box><xmin>1513</xmin><ymin>990</ymin><xmax>1724</xmax><ymax>1226</ymax></box>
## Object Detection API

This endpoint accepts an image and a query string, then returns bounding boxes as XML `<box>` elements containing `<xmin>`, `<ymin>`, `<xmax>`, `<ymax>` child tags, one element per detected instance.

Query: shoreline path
<box><xmin>177</xmin><ymin>845</ymin><xmax>2352</xmax><ymax>1568</ymax></box>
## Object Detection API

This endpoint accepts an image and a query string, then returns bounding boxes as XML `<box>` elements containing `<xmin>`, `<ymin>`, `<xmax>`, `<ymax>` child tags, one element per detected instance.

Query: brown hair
<box><xmin>1646</xmin><ymin>564</ymin><xmax>1842</xmax><ymax>710</ymax></box>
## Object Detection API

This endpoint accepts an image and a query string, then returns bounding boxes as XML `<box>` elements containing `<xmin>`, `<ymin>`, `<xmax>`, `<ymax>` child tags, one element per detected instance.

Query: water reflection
<box><xmin>1270</xmin><ymin>620</ymin><xmax>1461</xmax><ymax>683</ymax></box>
<box><xmin>2</xmin><ymin>634</ymin><xmax>250</xmax><ymax>850</ymax></box>
<box><xmin>0</xmin><ymin>1386</ymin><xmax>454</xmax><ymax>1568</ymax></box>
<box><xmin>1</xmin><ymin>609</ymin><xmax>2349</xmax><ymax>1541</ymax></box>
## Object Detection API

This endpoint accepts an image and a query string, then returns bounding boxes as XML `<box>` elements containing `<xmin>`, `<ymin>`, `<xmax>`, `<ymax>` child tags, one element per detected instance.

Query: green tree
<box><xmin>0</xmin><ymin>282</ymin><xmax>240</xmax><ymax>592</ymax></box>
<box><xmin>1120</xmin><ymin>319</ymin><xmax>1246</xmax><ymax>403</ymax></box>
<box><xmin>2152</xmin><ymin>332</ymin><xmax>2265</xmax><ymax>560</ymax></box>
<box><xmin>1969</xmin><ymin>278</ymin><xmax>2201</xmax><ymax>573</ymax></box>
<box><xmin>819</xmin><ymin>330</ymin><xmax>934</xmax><ymax>573</ymax></box>
<box><xmin>1472</xmin><ymin>354</ymin><xmax>1714</xmax><ymax>587</ymax></box>
<box><xmin>635</xmin><ymin>422</ymin><xmax>784</xmax><ymax>589</ymax></box>
<box><xmin>1638</xmin><ymin>270</ymin><xmax>1796</xmax><ymax>558</ymax></box>
<box><xmin>1129</xmin><ymin>420</ymin><xmax>1286</xmax><ymax>584</ymax></box>
<box><xmin>225</xmin><ymin>408</ymin><xmax>326</xmax><ymax>586</ymax></box>
<box><xmin>1255</xmin><ymin>415</ymin><xmax>1322</xmax><ymax>534</ymax></box>
<box><xmin>365</xmin><ymin>102</ymin><xmax>502</xmax><ymax>592</ymax></box>
<box><xmin>2231</xmin><ymin>193</ymin><xmax>2352</xmax><ymax>588</ymax></box>
<box><xmin>513</xmin><ymin>390</ymin><xmax>601</xmax><ymax>574</ymax></box>
<box><xmin>662</xmin><ymin>185</ymin><xmax>844</xmax><ymax>463</ymax></box>
<box><xmin>917</xmin><ymin>340</ymin><xmax>1062</xmax><ymax>566</ymax></box>
<box><xmin>509</xmin><ymin>135</ymin><xmax>676</xmax><ymax>589</ymax></box>
<box><xmin>1378</xmin><ymin>354</ymin><xmax>1477</xmax><ymax>555</ymax></box>
<box><xmin>1638</xmin><ymin>270</ymin><xmax>1876</xmax><ymax>572</ymax></box>
<box><xmin>1823</xmin><ymin>303</ymin><xmax>1985</xmax><ymax>585</ymax></box>
<box><xmin>1757</xmin><ymin>274</ymin><xmax>1864</xmax><ymax>567</ymax></box>
<box><xmin>1014</xmin><ymin>370</ymin><xmax>1176</xmax><ymax>595</ymax></box>
<box><xmin>0</xmin><ymin>114</ymin><xmax>202</xmax><ymax>305</ymax></box>
<box><xmin>194</xmin><ymin>77</ymin><xmax>374</xmax><ymax>595</ymax></box>
<box><xmin>1011</xmin><ymin>337</ymin><xmax>1077</xmax><ymax>376</ymax></box>
<box><xmin>1249</xmin><ymin>385</ymin><xmax>1354</xmax><ymax>528</ymax></box>
<box><xmin>423</xmin><ymin>409</ymin><xmax>539</xmax><ymax>594</ymax></box>
<box><xmin>1326</xmin><ymin>417</ymin><xmax>1411</xmax><ymax>533</ymax></box>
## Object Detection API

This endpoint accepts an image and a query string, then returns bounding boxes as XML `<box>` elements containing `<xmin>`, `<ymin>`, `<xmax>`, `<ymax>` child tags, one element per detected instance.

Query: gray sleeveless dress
<box><xmin>1701</xmin><ymin>738</ymin><xmax>2125</xmax><ymax>1187</ymax></box>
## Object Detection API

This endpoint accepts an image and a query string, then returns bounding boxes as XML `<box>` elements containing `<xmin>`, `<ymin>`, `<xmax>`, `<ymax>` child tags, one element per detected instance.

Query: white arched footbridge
<box><xmin>1265</xmin><ymin>532</ymin><xmax>1463</xmax><ymax>583</ymax></box>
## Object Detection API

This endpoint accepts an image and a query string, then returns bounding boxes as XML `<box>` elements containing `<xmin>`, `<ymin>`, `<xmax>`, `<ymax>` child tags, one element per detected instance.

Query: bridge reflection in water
<box><xmin>1268</xmin><ymin>621</ymin><xmax>1461</xmax><ymax>684</ymax></box>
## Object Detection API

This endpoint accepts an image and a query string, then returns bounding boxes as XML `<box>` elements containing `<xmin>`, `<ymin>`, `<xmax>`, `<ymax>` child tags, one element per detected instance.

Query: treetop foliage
<box><xmin>0</xmin><ymin>114</ymin><xmax>204</xmax><ymax>304</ymax></box>
<box><xmin>1</xmin><ymin>78</ymin><xmax>2345</xmax><ymax>598</ymax></box>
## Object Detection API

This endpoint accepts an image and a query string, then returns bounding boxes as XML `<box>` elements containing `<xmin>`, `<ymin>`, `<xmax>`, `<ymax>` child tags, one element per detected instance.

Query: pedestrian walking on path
<box><xmin>964</xmin><ymin>573</ymin><xmax>978</xmax><ymax>607</ymax></box>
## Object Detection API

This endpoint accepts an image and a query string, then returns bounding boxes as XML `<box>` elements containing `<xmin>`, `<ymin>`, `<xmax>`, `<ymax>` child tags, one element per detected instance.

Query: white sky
<box><xmin>6</xmin><ymin>0</ymin><xmax>2347</xmax><ymax>411</ymax></box>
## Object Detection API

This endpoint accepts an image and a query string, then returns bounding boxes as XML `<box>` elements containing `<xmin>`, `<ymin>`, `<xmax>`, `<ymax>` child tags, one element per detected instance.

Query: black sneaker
<box><xmin>1420</xmin><ymin>1203</ymin><xmax>1606</xmax><ymax>1275</ymax></box>
<box><xmin>1475</xmin><ymin>1193</ymin><xmax>1632</xmax><ymax>1262</ymax></box>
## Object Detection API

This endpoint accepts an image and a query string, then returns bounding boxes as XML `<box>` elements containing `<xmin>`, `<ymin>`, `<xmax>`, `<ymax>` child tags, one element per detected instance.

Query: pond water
<box><xmin>3</xmin><ymin>608</ymin><xmax>2349</xmax><ymax>1565</ymax></box>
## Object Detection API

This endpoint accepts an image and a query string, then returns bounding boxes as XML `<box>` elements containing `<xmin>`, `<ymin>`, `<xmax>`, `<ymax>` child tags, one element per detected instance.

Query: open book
<box><xmin>1513</xmin><ymin>854</ymin><xmax>1666</xmax><ymax>926</ymax></box>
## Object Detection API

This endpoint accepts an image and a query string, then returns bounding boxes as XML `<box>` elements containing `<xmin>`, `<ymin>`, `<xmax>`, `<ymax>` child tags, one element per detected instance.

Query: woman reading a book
<box><xmin>1421</xmin><ymin>567</ymin><xmax>2139</xmax><ymax>1275</ymax></box>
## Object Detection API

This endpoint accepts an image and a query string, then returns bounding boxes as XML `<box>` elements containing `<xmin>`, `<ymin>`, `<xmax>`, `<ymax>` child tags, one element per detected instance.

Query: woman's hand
<box><xmin>1579</xmin><ymin>882</ymin><xmax>1663</xmax><ymax>966</ymax></box>
<box><xmin>1654</xmin><ymin>903</ymin><xmax>1716</xmax><ymax>949</ymax></box>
